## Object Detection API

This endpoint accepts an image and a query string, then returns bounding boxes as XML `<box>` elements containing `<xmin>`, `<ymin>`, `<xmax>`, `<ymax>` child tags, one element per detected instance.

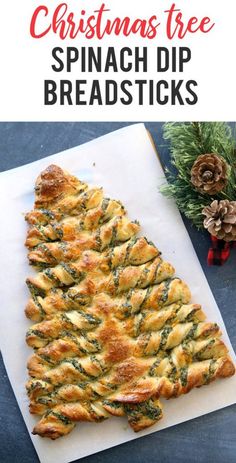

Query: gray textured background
<box><xmin>0</xmin><ymin>122</ymin><xmax>235</xmax><ymax>463</ymax></box>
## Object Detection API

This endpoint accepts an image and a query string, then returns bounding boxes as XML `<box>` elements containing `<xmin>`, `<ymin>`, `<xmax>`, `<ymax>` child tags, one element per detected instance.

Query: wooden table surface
<box><xmin>0</xmin><ymin>122</ymin><xmax>235</xmax><ymax>463</ymax></box>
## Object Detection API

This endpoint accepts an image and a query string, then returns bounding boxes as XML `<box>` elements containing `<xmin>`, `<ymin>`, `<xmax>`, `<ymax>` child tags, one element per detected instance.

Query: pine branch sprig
<box><xmin>161</xmin><ymin>122</ymin><xmax>236</xmax><ymax>230</ymax></box>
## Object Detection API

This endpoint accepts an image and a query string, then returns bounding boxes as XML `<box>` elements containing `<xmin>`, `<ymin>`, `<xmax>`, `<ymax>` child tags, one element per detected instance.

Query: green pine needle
<box><xmin>160</xmin><ymin>122</ymin><xmax>236</xmax><ymax>229</ymax></box>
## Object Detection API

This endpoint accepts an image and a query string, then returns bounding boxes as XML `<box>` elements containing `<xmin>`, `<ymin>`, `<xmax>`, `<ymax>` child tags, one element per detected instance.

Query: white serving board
<box><xmin>0</xmin><ymin>123</ymin><xmax>235</xmax><ymax>463</ymax></box>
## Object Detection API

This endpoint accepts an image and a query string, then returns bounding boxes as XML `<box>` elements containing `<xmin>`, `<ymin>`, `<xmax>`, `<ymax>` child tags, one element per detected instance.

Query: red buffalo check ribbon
<box><xmin>207</xmin><ymin>235</ymin><xmax>236</xmax><ymax>266</ymax></box>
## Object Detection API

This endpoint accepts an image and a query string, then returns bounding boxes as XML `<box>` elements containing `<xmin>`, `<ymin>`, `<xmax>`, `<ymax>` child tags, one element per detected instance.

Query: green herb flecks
<box><xmin>65</xmin><ymin>358</ymin><xmax>96</xmax><ymax>380</ymax></box>
<box><xmin>103</xmin><ymin>400</ymin><xmax>123</xmax><ymax>409</ymax></box>
<box><xmin>26</xmin><ymin>281</ymin><xmax>46</xmax><ymax>298</ymax></box>
<box><xmin>113</xmin><ymin>267</ymin><xmax>121</xmax><ymax>289</ymax></box>
<box><xmin>149</xmin><ymin>359</ymin><xmax>161</xmax><ymax>377</ymax></box>
<box><xmin>193</xmin><ymin>339</ymin><xmax>215</xmax><ymax>361</ymax></box>
<box><xmin>101</xmin><ymin>198</ymin><xmax>110</xmax><ymax>213</ymax></box>
<box><xmin>180</xmin><ymin>366</ymin><xmax>188</xmax><ymax>387</ymax></box>
<box><xmin>46</xmin><ymin>410</ymin><xmax>72</xmax><ymax>426</ymax></box>
<box><xmin>185</xmin><ymin>323</ymin><xmax>198</xmax><ymax>342</ymax></box>
<box><xmin>27</xmin><ymin>329</ymin><xmax>47</xmax><ymax>339</ymax></box>
<box><xmin>160</xmin><ymin>326</ymin><xmax>172</xmax><ymax>350</ymax></box>
<box><xmin>203</xmin><ymin>359</ymin><xmax>216</xmax><ymax>384</ymax></box>
<box><xmin>160</xmin><ymin>279</ymin><xmax>173</xmax><ymax>303</ymax></box>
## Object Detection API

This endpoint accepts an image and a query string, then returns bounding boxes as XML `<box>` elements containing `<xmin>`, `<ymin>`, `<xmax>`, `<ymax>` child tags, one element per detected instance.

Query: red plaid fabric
<box><xmin>207</xmin><ymin>235</ymin><xmax>236</xmax><ymax>266</ymax></box>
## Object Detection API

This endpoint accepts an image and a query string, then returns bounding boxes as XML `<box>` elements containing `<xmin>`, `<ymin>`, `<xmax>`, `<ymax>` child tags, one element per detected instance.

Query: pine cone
<box><xmin>191</xmin><ymin>154</ymin><xmax>227</xmax><ymax>195</ymax></box>
<box><xmin>202</xmin><ymin>200</ymin><xmax>236</xmax><ymax>241</ymax></box>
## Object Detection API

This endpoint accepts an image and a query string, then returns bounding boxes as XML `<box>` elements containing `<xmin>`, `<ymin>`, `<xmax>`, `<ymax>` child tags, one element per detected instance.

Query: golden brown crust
<box><xmin>25</xmin><ymin>165</ymin><xmax>235</xmax><ymax>439</ymax></box>
<box><xmin>34</xmin><ymin>165</ymin><xmax>85</xmax><ymax>208</ymax></box>
<box><xmin>35</xmin><ymin>165</ymin><xmax>68</xmax><ymax>202</ymax></box>
<box><xmin>32</xmin><ymin>411</ymin><xmax>75</xmax><ymax>439</ymax></box>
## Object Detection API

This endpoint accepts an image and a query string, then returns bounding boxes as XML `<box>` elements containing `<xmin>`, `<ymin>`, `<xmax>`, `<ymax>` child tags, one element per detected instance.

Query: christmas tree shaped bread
<box><xmin>25</xmin><ymin>165</ymin><xmax>235</xmax><ymax>439</ymax></box>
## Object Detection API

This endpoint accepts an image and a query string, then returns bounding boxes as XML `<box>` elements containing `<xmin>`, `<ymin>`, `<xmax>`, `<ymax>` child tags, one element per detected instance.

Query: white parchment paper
<box><xmin>0</xmin><ymin>124</ymin><xmax>235</xmax><ymax>463</ymax></box>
